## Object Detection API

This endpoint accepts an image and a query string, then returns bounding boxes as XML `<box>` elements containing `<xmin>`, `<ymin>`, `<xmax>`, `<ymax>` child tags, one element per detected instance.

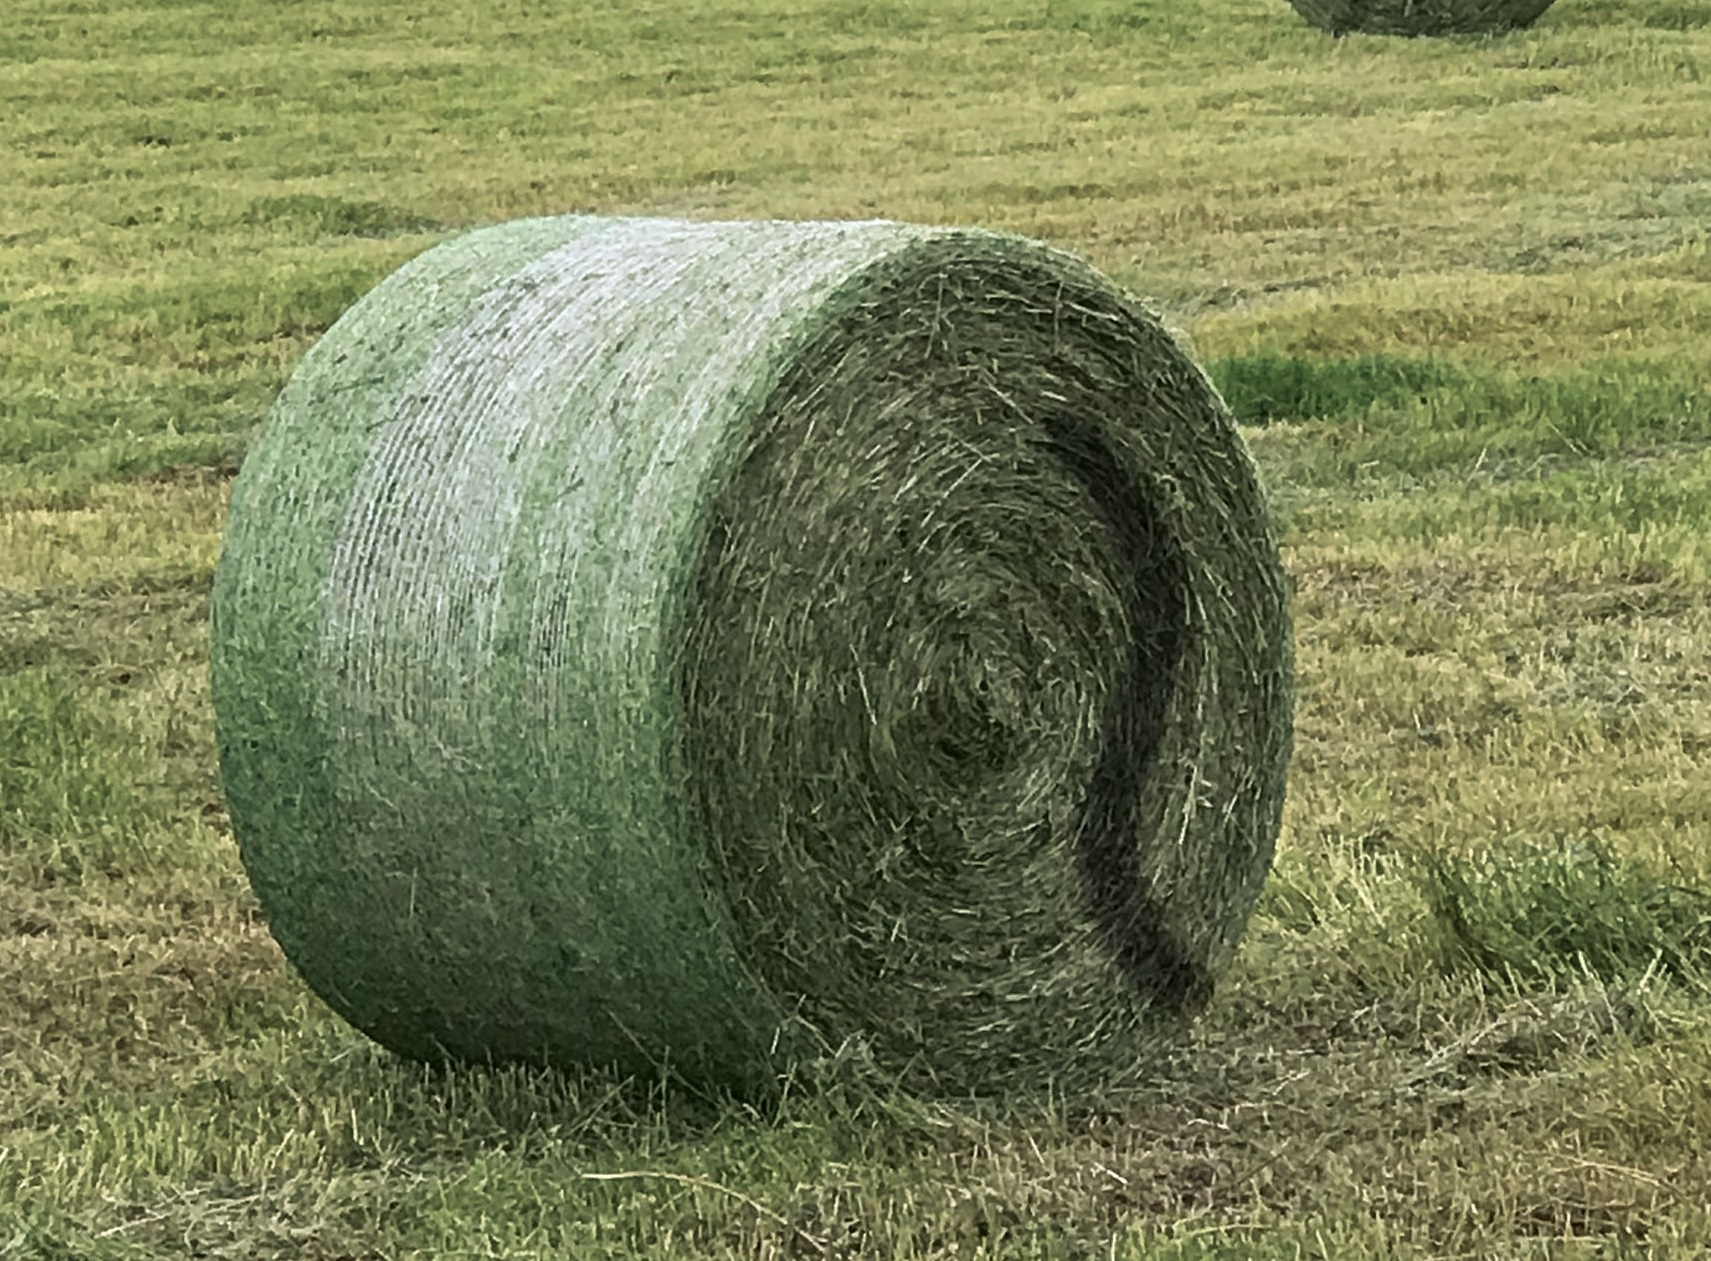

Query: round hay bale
<box><xmin>1284</xmin><ymin>0</ymin><xmax>1556</xmax><ymax>36</ymax></box>
<box><xmin>211</xmin><ymin>216</ymin><xmax>1293</xmax><ymax>1097</ymax></box>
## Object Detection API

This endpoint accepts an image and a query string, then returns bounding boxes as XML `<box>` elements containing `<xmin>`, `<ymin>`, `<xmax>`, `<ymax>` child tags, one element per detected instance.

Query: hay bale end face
<box><xmin>1285</xmin><ymin>0</ymin><xmax>1556</xmax><ymax>36</ymax></box>
<box><xmin>211</xmin><ymin>216</ymin><xmax>1293</xmax><ymax>1097</ymax></box>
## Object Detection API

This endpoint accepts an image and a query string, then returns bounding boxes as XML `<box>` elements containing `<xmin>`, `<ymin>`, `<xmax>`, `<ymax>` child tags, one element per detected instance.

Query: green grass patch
<box><xmin>1226</xmin><ymin>356</ymin><xmax>1710</xmax><ymax>487</ymax></box>
<box><xmin>240</xmin><ymin>194</ymin><xmax>443</xmax><ymax>241</ymax></box>
<box><xmin>0</xmin><ymin>667</ymin><xmax>126</xmax><ymax>853</ymax></box>
<box><xmin>1208</xmin><ymin>352</ymin><xmax>1473</xmax><ymax>426</ymax></box>
<box><xmin>0</xmin><ymin>254</ymin><xmax>404</xmax><ymax>497</ymax></box>
<box><xmin>1425</xmin><ymin>840</ymin><xmax>1711</xmax><ymax>987</ymax></box>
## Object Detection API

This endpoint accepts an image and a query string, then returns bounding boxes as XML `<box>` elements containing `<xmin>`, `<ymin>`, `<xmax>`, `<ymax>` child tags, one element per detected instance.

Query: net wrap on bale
<box><xmin>1285</xmin><ymin>0</ymin><xmax>1556</xmax><ymax>36</ymax></box>
<box><xmin>211</xmin><ymin>216</ymin><xmax>1292</xmax><ymax>1097</ymax></box>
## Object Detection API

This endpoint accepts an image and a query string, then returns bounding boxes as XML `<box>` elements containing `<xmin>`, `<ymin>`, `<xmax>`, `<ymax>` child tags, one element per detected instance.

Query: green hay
<box><xmin>210</xmin><ymin>216</ymin><xmax>1293</xmax><ymax>1097</ymax></box>
<box><xmin>1283</xmin><ymin>0</ymin><xmax>1556</xmax><ymax>35</ymax></box>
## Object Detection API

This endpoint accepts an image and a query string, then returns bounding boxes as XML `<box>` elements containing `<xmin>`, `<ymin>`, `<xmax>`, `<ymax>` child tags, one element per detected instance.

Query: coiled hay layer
<box><xmin>211</xmin><ymin>216</ymin><xmax>1293</xmax><ymax>1097</ymax></box>
<box><xmin>1285</xmin><ymin>0</ymin><xmax>1556</xmax><ymax>35</ymax></box>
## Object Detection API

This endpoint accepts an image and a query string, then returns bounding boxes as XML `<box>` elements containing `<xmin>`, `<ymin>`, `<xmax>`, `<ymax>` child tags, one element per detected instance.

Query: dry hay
<box><xmin>211</xmin><ymin>216</ymin><xmax>1293</xmax><ymax>1097</ymax></box>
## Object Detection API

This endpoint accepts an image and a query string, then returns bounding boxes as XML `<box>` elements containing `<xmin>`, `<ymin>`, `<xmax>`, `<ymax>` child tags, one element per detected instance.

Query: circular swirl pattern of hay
<box><xmin>211</xmin><ymin>216</ymin><xmax>1293</xmax><ymax>1097</ymax></box>
<box><xmin>1285</xmin><ymin>0</ymin><xmax>1557</xmax><ymax>36</ymax></box>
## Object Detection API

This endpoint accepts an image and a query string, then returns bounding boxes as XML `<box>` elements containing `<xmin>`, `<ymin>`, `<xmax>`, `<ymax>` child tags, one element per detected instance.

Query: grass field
<box><xmin>4</xmin><ymin>0</ymin><xmax>1711</xmax><ymax>1255</ymax></box>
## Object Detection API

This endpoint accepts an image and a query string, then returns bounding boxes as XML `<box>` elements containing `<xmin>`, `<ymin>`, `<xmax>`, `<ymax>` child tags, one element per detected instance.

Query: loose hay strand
<box><xmin>211</xmin><ymin>216</ymin><xmax>1293</xmax><ymax>1097</ymax></box>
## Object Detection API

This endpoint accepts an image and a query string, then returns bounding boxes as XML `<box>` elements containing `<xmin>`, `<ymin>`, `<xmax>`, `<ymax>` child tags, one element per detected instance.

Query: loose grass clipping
<box><xmin>211</xmin><ymin>216</ymin><xmax>1293</xmax><ymax>1098</ymax></box>
<box><xmin>1284</xmin><ymin>0</ymin><xmax>1556</xmax><ymax>36</ymax></box>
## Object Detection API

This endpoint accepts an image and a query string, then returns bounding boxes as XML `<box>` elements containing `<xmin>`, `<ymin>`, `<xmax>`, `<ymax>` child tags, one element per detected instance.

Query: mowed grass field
<box><xmin>3</xmin><ymin>0</ymin><xmax>1711</xmax><ymax>1255</ymax></box>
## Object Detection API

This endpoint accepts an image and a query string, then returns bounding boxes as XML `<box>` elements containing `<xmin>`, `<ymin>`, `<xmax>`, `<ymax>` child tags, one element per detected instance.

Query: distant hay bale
<box><xmin>211</xmin><ymin>215</ymin><xmax>1293</xmax><ymax>1097</ymax></box>
<box><xmin>1285</xmin><ymin>0</ymin><xmax>1556</xmax><ymax>35</ymax></box>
